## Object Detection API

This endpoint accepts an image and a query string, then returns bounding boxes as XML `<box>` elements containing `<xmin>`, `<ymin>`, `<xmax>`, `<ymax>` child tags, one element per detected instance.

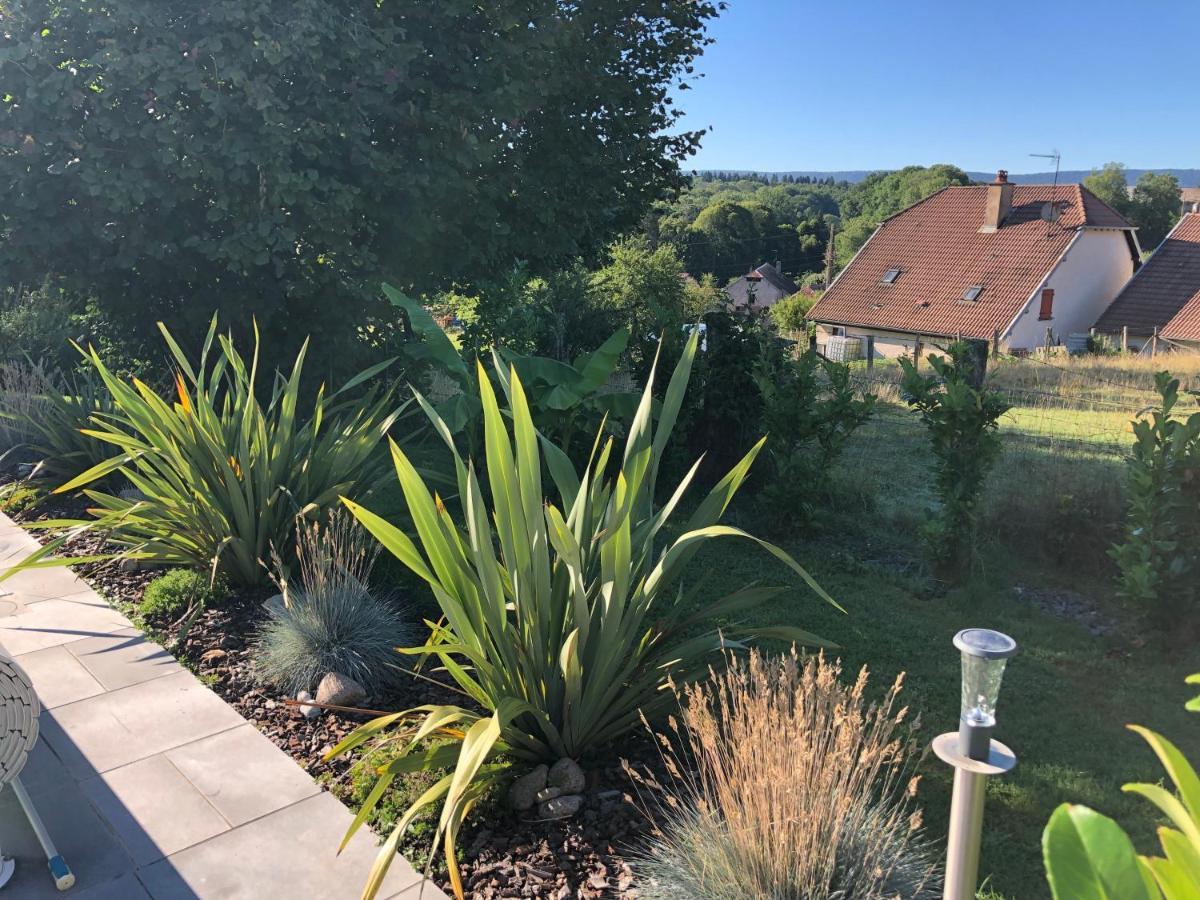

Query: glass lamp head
<box><xmin>953</xmin><ymin>628</ymin><xmax>1017</xmax><ymax>760</ymax></box>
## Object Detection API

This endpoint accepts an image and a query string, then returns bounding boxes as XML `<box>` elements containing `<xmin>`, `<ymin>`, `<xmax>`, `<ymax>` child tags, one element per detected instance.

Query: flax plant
<box><xmin>328</xmin><ymin>331</ymin><xmax>841</xmax><ymax>899</ymax></box>
<box><xmin>634</xmin><ymin>650</ymin><xmax>938</xmax><ymax>899</ymax></box>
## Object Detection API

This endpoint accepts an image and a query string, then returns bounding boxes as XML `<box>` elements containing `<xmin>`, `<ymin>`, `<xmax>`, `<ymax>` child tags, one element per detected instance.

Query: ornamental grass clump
<box><xmin>634</xmin><ymin>650</ymin><xmax>939</xmax><ymax>900</ymax></box>
<box><xmin>8</xmin><ymin>317</ymin><xmax>403</xmax><ymax>586</ymax></box>
<box><xmin>328</xmin><ymin>331</ymin><xmax>841</xmax><ymax>899</ymax></box>
<box><xmin>253</xmin><ymin>510</ymin><xmax>411</xmax><ymax>695</ymax></box>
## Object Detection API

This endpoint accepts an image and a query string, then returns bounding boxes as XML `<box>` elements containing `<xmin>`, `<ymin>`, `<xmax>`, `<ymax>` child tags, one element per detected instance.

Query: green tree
<box><xmin>1131</xmin><ymin>172</ymin><xmax>1182</xmax><ymax>249</ymax></box>
<box><xmin>1084</xmin><ymin>162</ymin><xmax>1135</xmax><ymax>218</ymax></box>
<box><xmin>0</xmin><ymin>0</ymin><xmax>718</xmax><ymax>376</ymax></box>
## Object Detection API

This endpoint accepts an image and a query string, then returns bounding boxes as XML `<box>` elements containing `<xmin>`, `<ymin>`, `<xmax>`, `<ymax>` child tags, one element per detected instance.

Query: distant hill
<box><xmin>697</xmin><ymin>168</ymin><xmax>1200</xmax><ymax>187</ymax></box>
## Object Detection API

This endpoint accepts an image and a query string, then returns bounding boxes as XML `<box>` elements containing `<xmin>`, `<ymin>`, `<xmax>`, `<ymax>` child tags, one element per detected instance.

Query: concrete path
<box><xmin>0</xmin><ymin>515</ymin><xmax>447</xmax><ymax>899</ymax></box>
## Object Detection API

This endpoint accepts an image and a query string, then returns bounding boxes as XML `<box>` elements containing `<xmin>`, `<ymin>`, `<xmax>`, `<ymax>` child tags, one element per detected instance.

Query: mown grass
<box><xmin>688</xmin><ymin>350</ymin><xmax>1200</xmax><ymax>898</ymax></box>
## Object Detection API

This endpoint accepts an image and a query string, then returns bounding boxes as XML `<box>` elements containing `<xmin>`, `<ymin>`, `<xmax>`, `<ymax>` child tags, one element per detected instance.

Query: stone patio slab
<box><xmin>0</xmin><ymin>563</ymin><xmax>93</xmax><ymax>601</ymax></box>
<box><xmin>137</xmin><ymin>792</ymin><xmax>428</xmax><ymax>900</ymax></box>
<box><xmin>0</xmin><ymin>592</ymin><xmax>132</xmax><ymax>655</ymax></box>
<box><xmin>67</xmin><ymin>627</ymin><xmax>183</xmax><ymax>691</ymax></box>
<box><xmin>80</xmin><ymin>754</ymin><xmax>230</xmax><ymax>865</ymax></box>
<box><xmin>41</xmin><ymin>669</ymin><xmax>244</xmax><ymax>775</ymax></box>
<box><xmin>12</xmin><ymin>644</ymin><xmax>105</xmax><ymax>708</ymax></box>
<box><xmin>164</xmin><ymin>724</ymin><xmax>320</xmax><ymax>827</ymax></box>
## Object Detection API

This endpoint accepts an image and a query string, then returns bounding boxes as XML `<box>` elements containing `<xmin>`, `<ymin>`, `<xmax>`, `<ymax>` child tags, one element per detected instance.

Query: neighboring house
<box><xmin>726</xmin><ymin>263</ymin><xmax>799</xmax><ymax>312</ymax></box>
<box><xmin>1094</xmin><ymin>213</ymin><xmax>1200</xmax><ymax>351</ymax></box>
<box><xmin>805</xmin><ymin>171</ymin><xmax>1141</xmax><ymax>358</ymax></box>
<box><xmin>1181</xmin><ymin>188</ymin><xmax>1200</xmax><ymax>215</ymax></box>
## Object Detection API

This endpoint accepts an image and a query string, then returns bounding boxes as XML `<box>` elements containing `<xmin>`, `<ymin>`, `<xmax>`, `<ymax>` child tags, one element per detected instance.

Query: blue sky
<box><xmin>678</xmin><ymin>0</ymin><xmax>1200</xmax><ymax>173</ymax></box>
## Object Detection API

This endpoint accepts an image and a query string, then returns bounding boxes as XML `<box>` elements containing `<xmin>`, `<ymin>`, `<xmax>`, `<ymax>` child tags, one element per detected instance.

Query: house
<box><xmin>726</xmin><ymin>263</ymin><xmax>798</xmax><ymax>312</ymax></box>
<box><xmin>1180</xmin><ymin>188</ymin><xmax>1200</xmax><ymax>215</ymax></box>
<box><xmin>805</xmin><ymin>171</ymin><xmax>1141</xmax><ymax>358</ymax></box>
<box><xmin>1093</xmin><ymin>213</ymin><xmax>1200</xmax><ymax>351</ymax></box>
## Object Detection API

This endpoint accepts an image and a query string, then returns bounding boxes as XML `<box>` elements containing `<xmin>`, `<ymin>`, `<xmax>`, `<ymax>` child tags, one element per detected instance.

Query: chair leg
<box><xmin>10</xmin><ymin>777</ymin><xmax>74</xmax><ymax>892</ymax></box>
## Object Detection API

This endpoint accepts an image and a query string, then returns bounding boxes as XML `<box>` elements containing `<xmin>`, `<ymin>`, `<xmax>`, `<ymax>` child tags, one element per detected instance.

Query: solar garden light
<box><xmin>932</xmin><ymin>628</ymin><xmax>1018</xmax><ymax>900</ymax></box>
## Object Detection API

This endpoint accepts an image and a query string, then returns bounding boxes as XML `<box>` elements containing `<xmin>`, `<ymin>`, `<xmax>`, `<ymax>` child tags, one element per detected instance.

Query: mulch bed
<box><xmin>12</xmin><ymin>495</ymin><xmax>659</xmax><ymax>899</ymax></box>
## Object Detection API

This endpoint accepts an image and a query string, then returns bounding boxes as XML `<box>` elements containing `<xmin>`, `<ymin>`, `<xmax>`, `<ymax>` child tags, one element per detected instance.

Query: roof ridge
<box><xmin>876</xmin><ymin>185</ymin><xmax>955</xmax><ymax>225</ymax></box>
<box><xmin>1077</xmin><ymin>183</ymin><xmax>1136</xmax><ymax>229</ymax></box>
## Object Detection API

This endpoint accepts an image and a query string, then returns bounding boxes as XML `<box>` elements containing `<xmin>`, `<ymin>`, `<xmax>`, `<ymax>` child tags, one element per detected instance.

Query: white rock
<box><xmin>296</xmin><ymin>689</ymin><xmax>320</xmax><ymax>720</ymax></box>
<box><xmin>315</xmin><ymin>671</ymin><xmax>366</xmax><ymax>708</ymax></box>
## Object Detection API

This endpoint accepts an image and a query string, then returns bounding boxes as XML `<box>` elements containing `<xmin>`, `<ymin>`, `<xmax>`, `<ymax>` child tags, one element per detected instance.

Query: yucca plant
<box><xmin>7</xmin><ymin>318</ymin><xmax>404</xmax><ymax>586</ymax></box>
<box><xmin>328</xmin><ymin>331</ymin><xmax>842</xmax><ymax>899</ymax></box>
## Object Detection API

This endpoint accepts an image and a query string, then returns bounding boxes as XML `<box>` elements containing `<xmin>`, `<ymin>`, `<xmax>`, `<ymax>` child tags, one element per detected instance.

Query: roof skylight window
<box><xmin>881</xmin><ymin>268</ymin><xmax>901</xmax><ymax>285</ymax></box>
<box><xmin>963</xmin><ymin>285</ymin><xmax>983</xmax><ymax>302</ymax></box>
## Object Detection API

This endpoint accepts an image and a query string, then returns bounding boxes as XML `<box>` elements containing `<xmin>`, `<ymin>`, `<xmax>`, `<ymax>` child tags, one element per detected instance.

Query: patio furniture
<box><xmin>0</xmin><ymin>650</ymin><xmax>74</xmax><ymax>892</ymax></box>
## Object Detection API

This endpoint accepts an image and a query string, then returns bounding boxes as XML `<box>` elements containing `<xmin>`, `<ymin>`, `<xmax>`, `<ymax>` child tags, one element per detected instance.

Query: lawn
<box><xmin>682</xmin><ymin>350</ymin><xmax>1200</xmax><ymax>899</ymax></box>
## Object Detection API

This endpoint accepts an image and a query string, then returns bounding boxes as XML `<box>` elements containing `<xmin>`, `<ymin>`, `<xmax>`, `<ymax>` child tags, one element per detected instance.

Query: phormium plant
<box><xmin>900</xmin><ymin>342</ymin><xmax>1010</xmax><ymax>575</ymax></box>
<box><xmin>328</xmin><ymin>331</ymin><xmax>841</xmax><ymax>899</ymax></box>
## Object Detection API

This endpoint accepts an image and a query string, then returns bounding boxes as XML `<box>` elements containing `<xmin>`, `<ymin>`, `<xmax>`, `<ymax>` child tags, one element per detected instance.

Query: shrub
<box><xmin>23</xmin><ymin>365</ymin><xmax>117</xmax><ymax>484</ymax></box>
<box><xmin>756</xmin><ymin>347</ymin><xmax>875</xmax><ymax>530</ymax></box>
<box><xmin>1042</xmin><ymin>673</ymin><xmax>1200</xmax><ymax>899</ymax></box>
<box><xmin>633</xmin><ymin>650</ymin><xmax>938</xmax><ymax>899</ymax></box>
<box><xmin>141</xmin><ymin>569</ymin><xmax>227</xmax><ymax>622</ymax></box>
<box><xmin>1109</xmin><ymin>372</ymin><xmax>1200</xmax><ymax>624</ymax></box>
<box><xmin>329</xmin><ymin>330</ymin><xmax>840</xmax><ymax>898</ymax></box>
<box><xmin>900</xmin><ymin>342</ymin><xmax>1010</xmax><ymax>575</ymax></box>
<box><xmin>16</xmin><ymin>318</ymin><xmax>403</xmax><ymax>586</ymax></box>
<box><xmin>252</xmin><ymin>511</ymin><xmax>411</xmax><ymax>695</ymax></box>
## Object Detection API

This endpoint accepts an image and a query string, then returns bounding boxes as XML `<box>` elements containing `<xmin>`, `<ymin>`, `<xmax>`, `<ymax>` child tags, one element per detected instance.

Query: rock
<box><xmin>15</xmin><ymin>462</ymin><xmax>35</xmax><ymax>479</ymax></box>
<box><xmin>118</xmin><ymin>557</ymin><xmax>141</xmax><ymax>574</ymax></box>
<box><xmin>315</xmin><ymin>671</ymin><xmax>366</xmax><ymax>708</ymax></box>
<box><xmin>262</xmin><ymin>593</ymin><xmax>286</xmax><ymax>615</ymax></box>
<box><xmin>548</xmin><ymin>757</ymin><xmax>586</xmax><ymax>794</ymax></box>
<box><xmin>537</xmin><ymin>793</ymin><xmax>583</xmax><ymax>820</ymax></box>
<box><xmin>296</xmin><ymin>689</ymin><xmax>320</xmax><ymax>720</ymax></box>
<box><xmin>508</xmin><ymin>764</ymin><xmax>548</xmax><ymax>811</ymax></box>
<box><xmin>200</xmin><ymin>648</ymin><xmax>228</xmax><ymax>663</ymax></box>
<box><xmin>535</xmin><ymin>786</ymin><xmax>562</xmax><ymax>803</ymax></box>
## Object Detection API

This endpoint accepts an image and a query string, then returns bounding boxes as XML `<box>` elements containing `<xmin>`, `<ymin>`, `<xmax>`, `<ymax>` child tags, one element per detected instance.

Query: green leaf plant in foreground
<box><xmin>1043</xmin><ymin>673</ymin><xmax>1200</xmax><ymax>899</ymax></box>
<box><xmin>2</xmin><ymin>317</ymin><xmax>404</xmax><ymax>587</ymax></box>
<box><xmin>327</xmin><ymin>329</ymin><xmax>842</xmax><ymax>899</ymax></box>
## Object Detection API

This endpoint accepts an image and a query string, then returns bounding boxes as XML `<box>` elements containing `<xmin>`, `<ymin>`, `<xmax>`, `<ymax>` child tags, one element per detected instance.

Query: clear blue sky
<box><xmin>678</xmin><ymin>0</ymin><xmax>1200</xmax><ymax>174</ymax></box>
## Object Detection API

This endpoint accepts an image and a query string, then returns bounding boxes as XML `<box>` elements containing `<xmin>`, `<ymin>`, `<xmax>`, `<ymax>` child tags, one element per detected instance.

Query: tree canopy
<box><xmin>1085</xmin><ymin>162</ymin><xmax>1182</xmax><ymax>251</ymax></box>
<box><xmin>0</xmin><ymin>0</ymin><xmax>717</xmax><ymax>374</ymax></box>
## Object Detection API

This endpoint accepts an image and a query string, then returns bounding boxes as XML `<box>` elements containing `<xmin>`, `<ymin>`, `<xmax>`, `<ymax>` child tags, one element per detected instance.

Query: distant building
<box><xmin>1180</xmin><ymin>188</ymin><xmax>1200</xmax><ymax>215</ymax></box>
<box><xmin>1094</xmin><ymin>213</ymin><xmax>1200</xmax><ymax>351</ymax></box>
<box><xmin>725</xmin><ymin>263</ymin><xmax>798</xmax><ymax>312</ymax></box>
<box><xmin>805</xmin><ymin>170</ymin><xmax>1141</xmax><ymax>357</ymax></box>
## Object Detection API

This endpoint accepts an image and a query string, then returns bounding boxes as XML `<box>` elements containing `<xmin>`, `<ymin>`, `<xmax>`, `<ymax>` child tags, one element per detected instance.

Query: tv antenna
<box><xmin>1031</xmin><ymin>150</ymin><xmax>1062</xmax><ymax>235</ymax></box>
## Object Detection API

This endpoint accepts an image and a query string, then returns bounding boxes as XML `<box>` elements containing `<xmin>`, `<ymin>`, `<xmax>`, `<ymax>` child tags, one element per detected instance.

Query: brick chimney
<box><xmin>980</xmin><ymin>169</ymin><xmax>1014</xmax><ymax>232</ymax></box>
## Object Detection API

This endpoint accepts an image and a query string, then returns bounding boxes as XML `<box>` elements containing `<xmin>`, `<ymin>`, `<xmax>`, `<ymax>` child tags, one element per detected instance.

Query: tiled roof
<box><xmin>1095</xmin><ymin>213</ymin><xmax>1200</xmax><ymax>342</ymax></box>
<box><xmin>806</xmin><ymin>184</ymin><xmax>1134</xmax><ymax>339</ymax></box>
<box><xmin>727</xmin><ymin>263</ymin><xmax>798</xmax><ymax>309</ymax></box>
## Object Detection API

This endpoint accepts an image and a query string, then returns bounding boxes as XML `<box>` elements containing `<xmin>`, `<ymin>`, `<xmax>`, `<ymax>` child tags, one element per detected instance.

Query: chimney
<box><xmin>980</xmin><ymin>169</ymin><xmax>1014</xmax><ymax>232</ymax></box>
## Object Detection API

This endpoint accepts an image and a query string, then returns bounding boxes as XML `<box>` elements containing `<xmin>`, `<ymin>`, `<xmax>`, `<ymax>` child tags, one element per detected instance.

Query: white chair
<box><xmin>0</xmin><ymin>651</ymin><xmax>74</xmax><ymax>891</ymax></box>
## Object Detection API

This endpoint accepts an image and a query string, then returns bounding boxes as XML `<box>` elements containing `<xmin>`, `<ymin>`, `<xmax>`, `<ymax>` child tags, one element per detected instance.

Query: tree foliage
<box><xmin>1085</xmin><ymin>163</ymin><xmax>1182</xmax><ymax>251</ymax></box>
<box><xmin>0</xmin><ymin>0</ymin><xmax>717</xmax><ymax>375</ymax></box>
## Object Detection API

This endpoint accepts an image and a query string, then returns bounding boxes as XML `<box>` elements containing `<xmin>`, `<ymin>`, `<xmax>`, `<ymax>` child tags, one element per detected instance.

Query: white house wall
<box><xmin>1006</xmin><ymin>230</ymin><xmax>1135</xmax><ymax>351</ymax></box>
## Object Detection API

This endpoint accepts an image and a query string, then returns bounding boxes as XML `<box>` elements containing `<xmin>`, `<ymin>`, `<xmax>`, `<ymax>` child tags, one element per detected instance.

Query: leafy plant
<box><xmin>1109</xmin><ymin>372</ymin><xmax>1200</xmax><ymax>623</ymax></box>
<box><xmin>253</xmin><ymin>510</ymin><xmax>411</xmax><ymax>695</ymax></box>
<box><xmin>900</xmin><ymin>343</ymin><xmax>1010</xmax><ymax>575</ymax></box>
<box><xmin>1042</xmin><ymin>673</ymin><xmax>1200</xmax><ymax>899</ymax></box>
<box><xmin>141</xmin><ymin>569</ymin><xmax>228</xmax><ymax>623</ymax></box>
<box><xmin>23</xmin><ymin>365</ymin><xmax>117</xmax><ymax>484</ymax></box>
<box><xmin>7</xmin><ymin>318</ymin><xmax>403</xmax><ymax>586</ymax></box>
<box><xmin>756</xmin><ymin>346</ymin><xmax>875</xmax><ymax>530</ymax></box>
<box><xmin>327</xmin><ymin>330</ymin><xmax>840</xmax><ymax>898</ymax></box>
<box><xmin>632</xmin><ymin>650</ymin><xmax>938</xmax><ymax>899</ymax></box>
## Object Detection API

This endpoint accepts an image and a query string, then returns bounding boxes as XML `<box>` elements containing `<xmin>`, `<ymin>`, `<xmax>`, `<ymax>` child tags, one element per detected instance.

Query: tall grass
<box><xmin>634</xmin><ymin>649</ymin><xmax>938</xmax><ymax>899</ymax></box>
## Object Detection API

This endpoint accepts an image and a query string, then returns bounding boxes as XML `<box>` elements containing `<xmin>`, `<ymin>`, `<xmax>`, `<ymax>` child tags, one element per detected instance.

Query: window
<box><xmin>880</xmin><ymin>268</ymin><xmax>901</xmax><ymax>284</ymax></box>
<box><xmin>831</xmin><ymin>326</ymin><xmax>846</xmax><ymax>337</ymax></box>
<box><xmin>1038</xmin><ymin>288</ymin><xmax>1055</xmax><ymax>320</ymax></box>
<box><xmin>963</xmin><ymin>285</ymin><xmax>983</xmax><ymax>302</ymax></box>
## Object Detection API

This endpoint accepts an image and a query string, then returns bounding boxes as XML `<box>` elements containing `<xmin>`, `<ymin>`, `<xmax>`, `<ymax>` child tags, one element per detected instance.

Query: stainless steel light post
<box><xmin>933</xmin><ymin>628</ymin><xmax>1018</xmax><ymax>900</ymax></box>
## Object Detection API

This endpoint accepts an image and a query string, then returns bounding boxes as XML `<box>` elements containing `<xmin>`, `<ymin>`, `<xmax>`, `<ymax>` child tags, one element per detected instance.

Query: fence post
<box><xmin>962</xmin><ymin>339</ymin><xmax>989</xmax><ymax>389</ymax></box>
<box><xmin>992</xmin><ymin>328</ymin><xmax>1000</xmax><ymax>358</ymax></box>
<box><xmin>913</xmin><ymin>334</ymin><xmax>922</xmax><ymax>364</ymax></box>
<box><xmin>1152</xmin><ymin>326</ymin><xmax>1159</xmax><ymax>358</ymax></box>
<box><xmin>1122</xmin><ymin>325</ymin><xmax>1129</xmax><ymax>353</ymax></box>
<box><xmin>866</xmin><ymin>335</ymin><xmax>875</xmax><ymax>369</ymax></box>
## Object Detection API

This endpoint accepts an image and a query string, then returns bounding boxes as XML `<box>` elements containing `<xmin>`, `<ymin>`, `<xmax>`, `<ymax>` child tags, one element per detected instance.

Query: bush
<box><xmin>23</xmin><ymin>365</ymin><xmax>117</xmax><ymax>485</ymax></box>
<box><xmin>20</xmin><ymin>318</ymin><xmax>403</xmax><ymax>586</ymax></box>
<box><xmin>141</xmin><ymin>569</ymin><xmax>227</xmax><ymax>622</ymax></box>
<box><xmin>252</xmin><ymin>511</ymin><xmax>411</xmax><ymax>695</ymax></box>
<box><xmin>756</xmin><ymin>346</ymin><xmax>875</xmax><ymax>530</ymax></box>
<box><xmin>1109</xmin><ymin>372</ymin><xmax>1200</xmax><ymax>624</ymax></box>
<box><xmin>633</xmin><ymin>650</ymin><xmax>938</xmax><ymax>899</ymax></box>
<box><xmin>329</xmin><ymin>330</ymin><xmax>840</xmax><ymax>897</ymax></box>
<box><xmin>900</xmin><ymin>343</ymin><xmax>1010</xmax><ymax>576</ymax></box>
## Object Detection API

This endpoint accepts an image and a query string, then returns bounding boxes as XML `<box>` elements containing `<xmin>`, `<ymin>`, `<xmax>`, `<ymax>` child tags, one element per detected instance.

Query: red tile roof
<box><xmin>807</xmin><ymin>184</ymin><xmax>1134</xmax><ymax>339</ymax></box>
<box><xmin>1095</xmin><ymin>213</ymin><xmax>1200</xmax><ymax>342</ymax></box>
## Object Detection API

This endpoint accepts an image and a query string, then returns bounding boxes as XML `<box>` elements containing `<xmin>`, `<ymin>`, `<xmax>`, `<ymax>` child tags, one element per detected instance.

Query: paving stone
<box><xmin>0</xmin><ymin>593</ymin><xmax>131</xmax><ymax>656</ymax></box>
<box><xmin>67</xmin><ymin>627</ymin><xmax>182</xmax><ymax>691</ymax></box>
<box><xmin>12</xmin><ymin>644</ymin><xmax>106</xmax><ymax>708</ymax></box>
<box><xmin>0</xmin><ymin>564</ymin><xmax>93</xmax><ymax>601</ymax></box>
<box><xmin>165</xmin><ymin>724</ymin><xmax>319</xmax><ymax>827</ymax></box>
<box><xmin>7</xmin><ymin>740</ymin><xmax>71</xmax><ymax>798</ymax></box>
<box><xmin>136</xmin><ymin>792</ymin><xmax>438</xmax><ymax>900</ymax></box>
<box><xmin>0</xmin><ymin>780</ymin><xmax>135</xmax><ymax>900</ymax></box>
<box><xmin>41</xmin><ymin>670</ymin><xmax>244</xmax><ymax>776</ymax></box>
<box><xmin>70</xmin><ymin>871</ymin><xmax>152</xmax><ymax>899</ymax></box>
<box><xmin>80</xmin><ymin>754</ymin><xmax>230</xmax><ymax>865</ymax></box>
